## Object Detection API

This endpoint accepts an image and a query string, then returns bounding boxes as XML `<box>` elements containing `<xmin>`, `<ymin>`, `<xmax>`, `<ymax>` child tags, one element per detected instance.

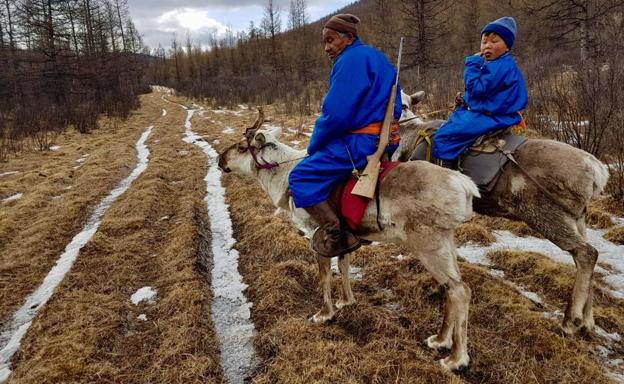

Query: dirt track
<box><xmin>1</xmin><ymin>89</ymin><xmax>623</xmax><ymax>383</ymax></box>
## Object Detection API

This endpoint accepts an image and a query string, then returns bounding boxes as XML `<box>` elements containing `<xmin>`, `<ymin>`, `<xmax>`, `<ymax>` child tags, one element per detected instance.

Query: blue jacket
<box><xmin>433</xmin><ymin>52</ymin><xmax>528</xmax><ymax>161</ymax></box>
<box><xmin>307</xmin><ymin>38</ymin><xmax>402</xmax><ymax>155</ymax></box>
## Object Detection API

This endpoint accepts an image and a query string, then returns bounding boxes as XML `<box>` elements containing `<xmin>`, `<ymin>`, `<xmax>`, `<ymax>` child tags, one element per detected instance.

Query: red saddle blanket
<box><xmin>340</xmin><ymin>161</ymin><xmax>400</xmax><ymax>230</ymax></box>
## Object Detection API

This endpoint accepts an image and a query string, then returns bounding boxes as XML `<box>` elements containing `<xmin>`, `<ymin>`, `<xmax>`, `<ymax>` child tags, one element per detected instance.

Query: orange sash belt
<box><xmin>351</xmin><ymin>121</ymin><xmax>400</xmax><ymax>145</ymax></box>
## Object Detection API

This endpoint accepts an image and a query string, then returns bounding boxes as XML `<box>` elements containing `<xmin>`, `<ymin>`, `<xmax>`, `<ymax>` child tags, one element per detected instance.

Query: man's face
<box><xmin>480</xmin><ymin>32</ymin><xmax>508</xmax><ymax>60</ymax></box>
<box><xmin>323</xmin><ymin>28</ymin><xmax>353</xmax><ymax>60</ymax></box>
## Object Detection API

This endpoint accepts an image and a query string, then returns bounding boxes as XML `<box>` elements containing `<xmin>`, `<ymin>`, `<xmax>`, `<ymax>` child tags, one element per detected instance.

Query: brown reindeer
<box><xmin>218</xmin><ymin>113</ymin><xmax>480</xmax><ymax>371</ymax></box>
<box><xmin>396</xmin><ymin>91</ymin><xmax>610</xmax><ymax>336</ymax></box>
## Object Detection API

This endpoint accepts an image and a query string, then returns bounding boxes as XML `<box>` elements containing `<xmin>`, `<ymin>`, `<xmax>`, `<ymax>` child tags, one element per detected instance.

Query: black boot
<box><xmin>304</xmin><ymin>201</ymin><xmax>361</xmax><ymax>257</ymax></box>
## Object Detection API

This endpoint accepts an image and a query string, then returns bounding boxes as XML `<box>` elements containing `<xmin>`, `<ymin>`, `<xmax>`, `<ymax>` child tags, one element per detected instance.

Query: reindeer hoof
<box><xmin>335</xmin><ymin>299</ymin><xmax>356</xmax><ymax>310</ymax></box>
<box><xmin>425</xmin><ymin>334</ymin><xmax>453</xmax><ymax>351</ymax></box>
<box><xmin>438</xmin><ymin>354</ymin><xmax>470</xmax><ymax>372</ymax></box>
<box><xmin>308</xmin><ymin>311</ymin><xmax>334</xmax><ymax>324</ymax></box>
<box><xmin>560</xmin><ymin>316</ymin><xmax>583</xmax><ymax>336</ymax></box>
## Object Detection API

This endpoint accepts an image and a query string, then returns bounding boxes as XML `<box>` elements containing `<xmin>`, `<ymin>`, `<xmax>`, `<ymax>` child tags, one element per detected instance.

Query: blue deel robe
<box><xmin>433</xmin><ymin>51</ymin><xmax>528</xmax><ymax>161</ymax></box>
<box><xmin>288</xmin><ymin>38</ymin><xmax>402</xmax><ymax>208</ymax></box>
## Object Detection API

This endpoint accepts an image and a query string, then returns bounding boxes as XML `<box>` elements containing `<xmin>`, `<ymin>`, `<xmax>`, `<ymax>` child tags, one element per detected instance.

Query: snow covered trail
<box><xmin>0</xmin><ymin>126</ymin><xmax>153</xmax><ymax>382</ymax></box>
<box><xmin>179</xmin><ymin>106</ymin><xmax>257</xmax><ymax>384</ymax></box>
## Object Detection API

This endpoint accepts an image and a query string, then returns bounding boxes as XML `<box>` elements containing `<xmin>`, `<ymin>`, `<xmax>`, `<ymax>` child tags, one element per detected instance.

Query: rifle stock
<box><xmin>350</xmin><ymin>83</ymin><xmax>397</xmax><ymax>198</ymax></box>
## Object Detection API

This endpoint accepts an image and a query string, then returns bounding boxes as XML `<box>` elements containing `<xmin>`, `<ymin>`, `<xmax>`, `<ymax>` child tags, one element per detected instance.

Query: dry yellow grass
<box><xmin>0</xmin><ymin>95</ymin><xmax>163</xmax><ymax>322</ymax></box>
<box><xmin>604</xmin><ymin>226</ymin><xmax>624</xmax><ymax>244</ymax></box>
<box><xmin>455</xmin><ymin>222</ymin><xmax>496</xmax><ymax>246</ymax></box>
<box><xmin>7</xmin><ymin>94</ymin><xmax>222</xmax><ymax>383</ymax></box>
<box><xmin>587</xmin><ymin>206</ymin><xmax>615</xmax><ymax>229</ymax></box>
<box><xmin>188</xmin><ymin>101</ymin><xmax>618</xmax><ymax>383</ymax></box>
<box><xmin>471</xmin><ymin>214</ymin><xmax>542</xmax><ymax>238</ymax></box>
<box><xmin>487</xmin><ymin>249</ymin><xmax>624</xmax><ymax>365</ymax></box>
<box><xmin>5</xmin><ymin>93</ymin><xmax>620</xmax><ymax>383</ymax></box>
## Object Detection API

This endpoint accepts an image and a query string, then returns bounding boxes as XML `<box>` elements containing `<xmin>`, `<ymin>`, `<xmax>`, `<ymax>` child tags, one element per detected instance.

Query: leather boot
<box><xmin>304</xmin><ymin>201</ymin><xmax>361</xmax><ymax>257</ymax></box>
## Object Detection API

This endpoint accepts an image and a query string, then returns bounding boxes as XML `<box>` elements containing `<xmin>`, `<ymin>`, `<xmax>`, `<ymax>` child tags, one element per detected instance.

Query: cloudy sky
<box><xmin>128</xmin><ymin>0</ymin><xmax>353</xmax><ymax>50</ymax></box>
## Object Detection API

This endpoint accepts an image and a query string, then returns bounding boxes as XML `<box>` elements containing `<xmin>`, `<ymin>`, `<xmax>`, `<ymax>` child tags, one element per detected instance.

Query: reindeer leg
<box><xmin>413</xmin><ymin>234</ymin><xmax>470</xmax><ymax>371</ymax></box>
<box><xmin>562</xmin><ymin>243</ymin><xmax>598</xmax><ymax>334</ymax></box>
<box><xmin>336</xmin><ymin>253</ymin><xmax>356</xmax><ymax>309</ymax></box>
<box><xmin>439</xmin><ymin>280</ymin><xmax>471</xmax><ymax>371</ymax></box>
<box><xmin>309</xmin><ymin>254</ymin><xmax>335</xmax><ymax>323</ymax></box>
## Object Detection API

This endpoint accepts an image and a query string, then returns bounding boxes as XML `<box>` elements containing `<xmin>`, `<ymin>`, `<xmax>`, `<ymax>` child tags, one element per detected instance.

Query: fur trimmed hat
<box><xmin>481</xmin><ymin>16</ymin><xmax>517</xmax><ymax>49</ymax></box>
<box><xmin>324</xmin><ymin>14</ymin><xmax>360</xmax><ymax>37</ymax></box>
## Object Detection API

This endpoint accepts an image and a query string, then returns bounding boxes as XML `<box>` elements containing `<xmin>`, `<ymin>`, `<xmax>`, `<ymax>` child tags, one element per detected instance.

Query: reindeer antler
<box><xmin>244</xmin><ymin>107</ymin><xmax>265</xmax><ymax>141</ymax></box>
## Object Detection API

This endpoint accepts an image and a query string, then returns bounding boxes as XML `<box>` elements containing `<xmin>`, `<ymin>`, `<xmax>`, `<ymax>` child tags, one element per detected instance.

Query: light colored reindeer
<box><xmin>218</xmin><ymin>113</ymin><xmax>480</xmax><ymax>371</ymax></box>
<box><xmin>397</xmin><ymin>91</ymin><xmax>610</xmax><ymax>337</ymax></box>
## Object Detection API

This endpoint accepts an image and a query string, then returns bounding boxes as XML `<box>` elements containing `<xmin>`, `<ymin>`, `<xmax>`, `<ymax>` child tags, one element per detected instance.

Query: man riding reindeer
<box><xmin>288</xmin><ymin>14</ymin><xmax>403</xmax><ymax>257</ymax></box>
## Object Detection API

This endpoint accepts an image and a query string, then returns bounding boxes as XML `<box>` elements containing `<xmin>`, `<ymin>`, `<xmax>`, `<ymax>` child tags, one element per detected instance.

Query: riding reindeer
<box><xmin>397</xmin><ymin>91</ymin><xmax>610</xmax><ymax>337</ymax></box>
<box><xmin>218</xmin><ymin>111</ymin><xmax>480</xmax><ymax>371</ymax></box>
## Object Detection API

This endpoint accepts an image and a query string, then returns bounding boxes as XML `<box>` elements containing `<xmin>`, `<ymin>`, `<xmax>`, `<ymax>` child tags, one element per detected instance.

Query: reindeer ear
<box><xmin>254</xmin><ymin>132</ymin><xmax>266</xmax><ymax>146</ymax></box>
<box><xmin>410</xmin><ymin>91</ymin><xmax>426</xmax><ymax>105</ymax></box>
<box><xmin>270</xmin><ymin>126</ymin><xmax>282</xmax><ymax>139</ymax></box>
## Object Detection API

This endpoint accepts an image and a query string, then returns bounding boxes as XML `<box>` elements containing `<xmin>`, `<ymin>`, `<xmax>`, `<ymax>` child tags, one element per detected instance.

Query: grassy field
<box><xmin>1</xmin><ymin>90</ymin><xmax>622</xmax><ymax>383</ymax></box>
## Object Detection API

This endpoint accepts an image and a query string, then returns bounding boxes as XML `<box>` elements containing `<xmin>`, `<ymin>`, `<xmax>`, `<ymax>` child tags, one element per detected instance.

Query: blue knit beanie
<box><xmin>481</xmin><ymin>17</ymin><xmax>516</xmax><ymax>49</ymax></box>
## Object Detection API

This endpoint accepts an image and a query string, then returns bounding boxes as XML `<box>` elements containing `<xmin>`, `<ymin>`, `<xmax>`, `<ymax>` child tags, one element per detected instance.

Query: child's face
<box><xmin>480</xmin><ymin>33</ymin><xmax>508</xmax><ymax>60</ymax></box>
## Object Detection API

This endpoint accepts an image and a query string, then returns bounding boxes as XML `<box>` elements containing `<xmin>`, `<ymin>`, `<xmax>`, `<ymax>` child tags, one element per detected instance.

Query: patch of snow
<box><xmin>182</xmin><ymin>108</ymin><xmax>257</xmax><ymax>384</ymax></box>
<box><xmin>222</xmin><ymin>127</ymin><xmax>235</xmax><ymax>134</ymax></box>
<box><xmin>458</xmin><ymin>229</ymin><xmax>624</xmax><ymax>298</ymax></box>
<box><xmin>301</xmin><ymin>132</ymin><xmax>312</xmax><ymax>137</ymax></box>
<box><xmin>162</xmin><ymin>109</ymin><xmax>167</xmax><ymax>117</ymax></box>
<box><xmin>517</xmin><ymin>289</ymin><xmax>544</xmax><ymax>305</ymax></box>
<box><xmin>131</xmin><ymin>287</ymin><xmax>157</xmax><ymax>305</ymax></box>
<box><xmin>0</xmin><ymin>126</ymin><xmax>153</xmax><ymax>379</ymax></box>
<box><xmin>290</xmin><ymin>140</ymin><xmax>301</xmax><ymax>145</ymax></box>
<box><xmin>597</xmin><ymin>345</ymin><xmax>612</xmax><ymax>357</ymax></box>
<box><xmin>49</xmin><ymin>145</ymin><xmax>61</xmax><ymax>151</ymax></box>
<box><xmin>137</xmin><ymin>314</ymin><xmax>147</xmax><ymax>321</ymax></box>
<box><xmin>75</xmin><ymin>154</ymin><xmax>90</xmax><ymax>164</ymax></box>
<box><xmin>238</xmin><ymin>104</ymin><xmax>247</xmax><ymax>109</ymax></box>
<box><xmin>0</xmin><ymin>171</ymin><xmax>19</xmax><ymax>177</ymax></box>
<box><xmin>370</xmin><ymin>241</ymin><xmax>380</xmax><ymax>246</ymax></box>
<box><xmin>391</xmin><ymin>254</ymin><xmax>406</xmax><ymax>261</ymax></box>
<box><xmin>330</xmin><ymin>259</ymin><xmax>363</xmax><ymax>281</ymax></box>
<box><xmin>586</xmin><ymin>227</ymin><xmax>624</xmax><ymax>298</ymax></box>
<box><xmin>542</xmin><ymin>310</ymin><xmax>564</xmax><ymax>320</ymax></box>
<box><xmin>213</xmin><ymin>139</ymin><xmax>220</xmax><ymax>145</ymax></box>
<box><xmin>178</xmin><ymin>150</ymin><xmax>189</xmax><ymax>156</ymax></box>
<box><xmin>596</xmin><ymin>326</ymin><xmax>622</xmax><ymax>343</ymax></box>
<box><xmin>2</xmin><ymin>193</ymin><xmax>23</xmax><ymax>203</ymax></box>
<box><xmin>488</xmin><ymin>269</ymin><xmax>505</xmax><ymax>278</ymax></box>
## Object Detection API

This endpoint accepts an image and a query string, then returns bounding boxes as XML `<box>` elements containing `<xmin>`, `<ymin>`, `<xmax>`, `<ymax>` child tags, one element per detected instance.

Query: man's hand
<box><xmin>454</xmin><ymin>92</ymin><xmax>465</xmax><ymax>107</ymax></box>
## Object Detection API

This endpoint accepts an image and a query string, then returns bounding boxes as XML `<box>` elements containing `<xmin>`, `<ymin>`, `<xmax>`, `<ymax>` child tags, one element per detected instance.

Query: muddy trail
<box><xmin>1</xmin><ymin>89</ymin><xmax>623</xmax><ymax>383</ymax></box>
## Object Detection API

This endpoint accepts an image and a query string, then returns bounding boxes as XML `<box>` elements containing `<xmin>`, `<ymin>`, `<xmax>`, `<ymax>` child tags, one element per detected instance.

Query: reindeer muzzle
<box><xmin>217</xmin><ymin>154</ymin><xmax>231</xmax><ymax>173</ymax></box>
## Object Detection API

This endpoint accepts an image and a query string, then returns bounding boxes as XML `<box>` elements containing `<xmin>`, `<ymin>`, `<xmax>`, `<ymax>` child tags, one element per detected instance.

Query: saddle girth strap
<box><xmin>501</xmin><ymin>150</ymin><xmax>580</xmax><ymax>218</ymax></box>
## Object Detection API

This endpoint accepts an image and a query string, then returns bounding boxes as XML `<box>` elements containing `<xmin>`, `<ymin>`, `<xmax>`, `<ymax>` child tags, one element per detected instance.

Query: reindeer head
<box><xmin>400</xmin><ymin>90</ymin><xmax>426</xmax><ymax>125</ymax></box>
<box><xmin>217</xmin><ymin>108</ymin><xmax>284</xmax><ymax>174</ymax></box>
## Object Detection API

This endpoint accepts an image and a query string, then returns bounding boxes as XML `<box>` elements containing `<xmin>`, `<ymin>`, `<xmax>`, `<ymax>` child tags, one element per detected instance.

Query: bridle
<box><xmin>238</xmin><ymin>114</ymin><xmax>307</xmax><ymax>170</ymax></box>
<box><xmin>238</xmin><ymin>139</ymin><xmax>280</xmax><ymax>170</ymax></box>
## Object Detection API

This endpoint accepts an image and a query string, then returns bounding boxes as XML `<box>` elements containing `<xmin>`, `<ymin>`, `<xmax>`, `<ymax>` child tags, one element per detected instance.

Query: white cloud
<box><xmin>156</xmin><ymin>8</ymin><xmax>229</xmax><ymax>35</ymax></box>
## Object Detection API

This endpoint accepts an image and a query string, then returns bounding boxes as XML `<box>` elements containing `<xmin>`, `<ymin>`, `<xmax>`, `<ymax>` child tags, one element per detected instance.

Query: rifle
<box><xmin>351</xmin><ymin>38</ymin><xmax>403</xmax><ymax>199</ymax></box>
